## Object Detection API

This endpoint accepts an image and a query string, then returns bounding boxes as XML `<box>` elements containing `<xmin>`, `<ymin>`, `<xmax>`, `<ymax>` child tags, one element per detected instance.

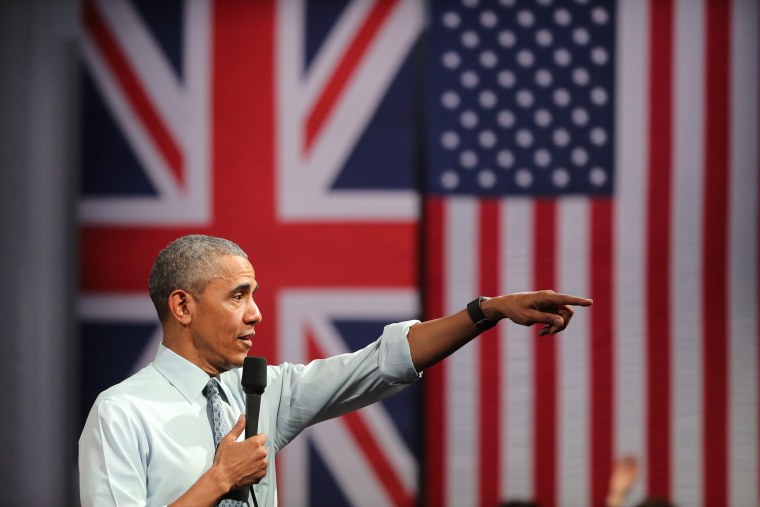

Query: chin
<box><xmin>231</xmin><ymin>354</ymin><xmax>247</xmax><ymax>368</ymax></box>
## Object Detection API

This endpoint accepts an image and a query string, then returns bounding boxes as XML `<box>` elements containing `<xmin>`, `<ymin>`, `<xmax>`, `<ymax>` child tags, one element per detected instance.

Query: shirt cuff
<box><xmin>379</xmin><ymin>320</ymin><xmax>422</xmax><ymax>385</ymax></box>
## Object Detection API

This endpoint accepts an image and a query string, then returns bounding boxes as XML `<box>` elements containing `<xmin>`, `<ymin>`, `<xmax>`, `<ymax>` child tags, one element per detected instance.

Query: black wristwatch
<box><xmin>466</xmin><ymin>296</ymin><xmax>498</xmax><ymax>332</ymax></box>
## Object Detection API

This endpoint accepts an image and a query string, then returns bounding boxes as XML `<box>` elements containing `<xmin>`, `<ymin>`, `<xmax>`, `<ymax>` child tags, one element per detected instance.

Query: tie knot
<box><xmin>203</xmin><ymin>378</ymin><xmax>221</xmax><ymax>398</ymax></box>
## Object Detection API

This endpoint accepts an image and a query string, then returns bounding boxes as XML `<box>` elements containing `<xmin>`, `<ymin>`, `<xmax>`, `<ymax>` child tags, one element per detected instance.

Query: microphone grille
<box><xmin>242</xmin><ymin>356</ymin><xmax>267</xmax><ymax>394</ymax></box>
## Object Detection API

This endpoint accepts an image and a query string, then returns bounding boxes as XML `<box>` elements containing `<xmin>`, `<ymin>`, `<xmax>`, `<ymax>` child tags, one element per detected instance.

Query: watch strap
<box><xmin>467</xmin><ymin>296</ymin><xmax>498</xmax><ymax>331</ymax></box>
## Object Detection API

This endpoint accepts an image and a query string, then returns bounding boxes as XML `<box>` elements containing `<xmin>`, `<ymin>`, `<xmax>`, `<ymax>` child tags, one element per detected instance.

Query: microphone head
<box><xmin>242</xmin><ymin>356</ymin><xmax>267</xmax><ymax>395</ymax></box>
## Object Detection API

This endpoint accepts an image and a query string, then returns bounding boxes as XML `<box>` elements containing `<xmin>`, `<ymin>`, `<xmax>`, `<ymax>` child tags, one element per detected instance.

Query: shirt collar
<box><xmin>152</xmin><ymin>343</ymin><xmax>211</xmax><ymax>403</ymax></box>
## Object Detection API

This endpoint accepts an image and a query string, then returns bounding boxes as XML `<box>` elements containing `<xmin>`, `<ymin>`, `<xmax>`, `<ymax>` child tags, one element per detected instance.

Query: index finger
<box><xmin>543</xmin><ymin>293</ymin><xmax>593</xmax><ymax>306</ymax></box>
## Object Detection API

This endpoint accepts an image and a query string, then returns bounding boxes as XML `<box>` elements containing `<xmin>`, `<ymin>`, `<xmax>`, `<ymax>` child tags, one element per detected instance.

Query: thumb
<box><xmin>227</xmin><ymin>414</ymin><xmax>246</xmax><ymax>438</ymax></box>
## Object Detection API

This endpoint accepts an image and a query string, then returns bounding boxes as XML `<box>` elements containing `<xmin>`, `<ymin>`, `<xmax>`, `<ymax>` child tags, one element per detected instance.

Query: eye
<box><xmin>232</xmin><ymin>294</ymin><xmax>243</xmax><ymax>301</ymax></box>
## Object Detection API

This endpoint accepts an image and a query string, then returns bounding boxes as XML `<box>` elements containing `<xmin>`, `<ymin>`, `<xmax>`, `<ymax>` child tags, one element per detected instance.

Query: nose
<box><xmin>245</xmin><ymin>297</ymin><xmax>262</xmax><ymax>326</ymax></box>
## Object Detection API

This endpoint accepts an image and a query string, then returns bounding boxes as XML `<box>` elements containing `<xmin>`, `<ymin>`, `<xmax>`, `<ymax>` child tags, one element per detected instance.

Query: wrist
<box><xmin>479</xmin><ymin>296</ymin><xmax>505</xmax><ymax>321</ymax></box>
<box><xmin>207</xmin><ymin>464</ymin><xmax>234</xmax><ymax>496</ymax></box>
<box><xmin>467</xmin><ymin>297</ymin><xmax>500</xmax><ymax>331</ymax></box>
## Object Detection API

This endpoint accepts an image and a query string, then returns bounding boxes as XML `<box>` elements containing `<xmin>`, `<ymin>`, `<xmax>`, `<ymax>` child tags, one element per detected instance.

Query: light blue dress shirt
<box><xmin>79</xmin><ymin>320</ymin><xmax>421</xmax><ymax>506</ymax></box>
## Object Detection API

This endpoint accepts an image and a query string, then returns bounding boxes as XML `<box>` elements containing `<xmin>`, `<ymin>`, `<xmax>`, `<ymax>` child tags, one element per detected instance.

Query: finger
<box><xmin>525</xmin><ymin>309</ymin><xmax>564</xmax><ymax>328</ymax></box>
<box><xmin>555</xmin><ymin>305</ymin><xmax>574</xmax><ymax>330</ymax></box>
<box><xmin>227</xmin><ymin>415</ymin><xmax>246</xmax><ymax>439</ymax></box>
<box><xmin>543</xmin><ymin>293</ymin><xmax>593</xmax><ymax>307</ymax></box>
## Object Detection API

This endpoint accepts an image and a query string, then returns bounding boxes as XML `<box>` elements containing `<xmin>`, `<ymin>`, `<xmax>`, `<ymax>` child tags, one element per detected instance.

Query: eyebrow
<box><xmin>230</xmin><ymin>283</ymin><xmax>259</xmax><ymax>295</ymax></box>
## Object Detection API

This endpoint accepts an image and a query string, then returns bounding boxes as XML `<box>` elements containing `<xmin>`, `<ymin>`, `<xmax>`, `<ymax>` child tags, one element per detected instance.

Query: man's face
<box><xmin>188</xmin><ymin>254</ymin><xmax>261</xmax><ymax>375</ymax></box>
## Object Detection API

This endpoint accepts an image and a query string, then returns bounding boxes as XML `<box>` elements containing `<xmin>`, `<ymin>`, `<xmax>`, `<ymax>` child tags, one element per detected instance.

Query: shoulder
<box><xmin>220</xmin><ymin>363</ymin><xmax>292</xmax><ymax>393</ymax></box>
<box><xmin>86</xmin><ymin>364</ymin><xmax>173</xmax><ymax>425</ymax></box>
<box><xmin>96</xmin><ymin>364</ymin><xmax>163</xmax><ymax>402</ymax></box>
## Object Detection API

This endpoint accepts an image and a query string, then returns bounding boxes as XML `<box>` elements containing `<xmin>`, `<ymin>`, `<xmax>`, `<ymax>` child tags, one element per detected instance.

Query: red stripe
<box><xmin>424</xmin><ymin>198</ymin><xmax>446</xmax><ymax>507</ymax></box>
<box><xmin>478</xmin><ymin>200</ymin><xmax>501</xmax><ymax>507</ymax></box>
<box><xmin>214</xmin><ymin>0</ymin><xmax>276</xmax><ymax>365</ymax></box>
<box><xmin>645</xmin><ymin>0</ymin><xmax>674</xmax><ymax>498</ymax></box>
<box><xmin>590</xmin><ymin>199</ymin><xmax>614</xmax><ymax>507</ymax></box>
<box><xmin>80</xmin><ymin>223</ymin><xmax>415</xmax><ymax>291</ymax></box>
<box><xmin>702</xmin><ymin>0</ymin><xmax>731</xmax><ymax>504</ymax></box>
<box><xmin>83</xmin><ymin>0</ymin><xmax>185</xmax><ymax>188</ymax></box>
<box><xmin>533</xmin><ymin>199</ymin><xmax>557</xmax><ymax>507</ymax></box>
<box><xmin>307</xmin><ymin>331</ymin><xmax>413</xmax><ymax>507</ymax></box>
<box><xmin>304</xmin><ymin>0</ymin><xmax>397</xmax><ymax>153</ymax></box>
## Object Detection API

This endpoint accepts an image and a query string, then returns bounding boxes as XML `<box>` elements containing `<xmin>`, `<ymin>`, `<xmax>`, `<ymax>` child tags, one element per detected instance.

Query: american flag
<box><xmin>423</xmin><ymin>1</ymin><xmax>758</xmax><ymax>507</ymax></box>
<box><xmin>78</xmin><ymin>0</ymin><xmax>423</xmax><ymax>505</ymax></box>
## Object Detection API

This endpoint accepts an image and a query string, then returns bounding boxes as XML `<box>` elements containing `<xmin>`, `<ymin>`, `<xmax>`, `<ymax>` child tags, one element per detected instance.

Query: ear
<box><xmin>168</xmin><ymin>289</ymin><xmax>193</xmax><ymax>325</ymax></box>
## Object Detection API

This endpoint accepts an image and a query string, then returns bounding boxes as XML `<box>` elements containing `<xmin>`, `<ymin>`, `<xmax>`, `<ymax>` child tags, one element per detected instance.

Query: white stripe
<box><xmin>278</xmin><ymin>289</ymin><xmax>419</xmax><ymax>493</ymax></box>
<box><xmin>309</xmin><ymin>316</ymin><xmax>417</xmax><ymax>493</ymax></box>
<box><xmin>444</xmin><ymin>198</ymin><xmax>479</xmax><ymax>507</ymax></box>
<box><xmin>277</xmin><ymin>289</ymin><xmax>419</xmax><ymax>505</ymax></box>
<box><xmin>78</xmin><ymin>293</ymin><xmax>162</xmax><ymax>376</ymax></box>
<box><xmin>277</xmin><ymin>0</ymin><xmax>420</xmax><ymax>221</ymax></box>
<box><xmin>278</xmin><ymin>440</ymin><xmax>308</xmax><ymax>507</ymax></box>
<box><xmin>671</xmin><ymin>1</ymin><xmax>706</xmax><ymax>505</ymax></box>
<box><xmin>729</xmin><ymin>0</ymin><xmax>759</xmax><ymax>505</ymax></box>
<box><xmin>94</xmin><ymin>0</ymin><xmax>185</xmax><ymax>137</ymax></box>
<box><xmin>556</xmin><ymin>198</ymin><xmax>590</xmax><ymax>507</ymax></box>
<box><xmin>306</xmin><ymin>0</ymin><xmax>423</xmax><ymax>185</ymax></box>
<box><xmin>78</xmin><ymin>293</ymin><xmax>156</xmax><ymax>320</ymax></box>
<box><xmin>301</xmin><ymin>0</ymin><xmax>377</xmax><ymax>105</ymax></box>
<box><xmin>501</xmin><ymin>198</ymin><xmax>534</xmax><ymax>501</ymax></box>
<box><xmin>80</xmin><ymin>2</ymin><xmax>211</xmax><ymax>225</ymax></box>
<box><xmin>614</xmin><ymin>0</ymin><xmax>649</xmax><ymax>499</ymax></box>
<box><xmin>182</xmin><ymin>0</ymin><xmax>211</xmax><ymax>218</ymax></box>
<box><xmin>277</xmin><ymin>286</ymin><xmax>309</xmax><ymax>507</ymax></box>
<box><xmin>310</xmin><ymin>419</ymin><xmax>392</xmax><ymax>506</ymax></box>
<box><xmin>275</xmin><ymin>0</ymin><xmax>307</xmax><ymax>223</ymax></box>
<box><xmin>80</xmin><ymin>33</ymin><xmax>178</xmax><ymax>198</ymax></box>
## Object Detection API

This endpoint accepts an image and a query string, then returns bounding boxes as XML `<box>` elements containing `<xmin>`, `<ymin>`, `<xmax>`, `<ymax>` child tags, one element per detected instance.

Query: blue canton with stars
<box><xmin>426</xmin><ymin>0</ymin><xmax>615</xmax><ymax>197</ymax></box>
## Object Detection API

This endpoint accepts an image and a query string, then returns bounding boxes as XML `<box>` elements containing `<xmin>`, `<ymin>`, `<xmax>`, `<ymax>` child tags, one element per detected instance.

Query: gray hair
<box><xmin>148</xmin><ymin>234</ymin><xmax>248</xmax><ymax>322</ymax></box>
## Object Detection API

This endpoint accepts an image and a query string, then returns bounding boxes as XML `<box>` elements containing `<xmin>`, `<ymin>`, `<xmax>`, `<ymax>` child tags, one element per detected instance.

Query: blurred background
<box><xmin>0</xmin><ymin>0</ymin><xmax>757</xmax><ymax>506</ymax></box>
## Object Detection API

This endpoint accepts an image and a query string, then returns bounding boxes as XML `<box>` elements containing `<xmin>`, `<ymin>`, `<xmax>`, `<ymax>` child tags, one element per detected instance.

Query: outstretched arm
<box><xmin>406</xmin><ymin>290</ymin><xmax>592</xmax><ymax>372</ymax></box>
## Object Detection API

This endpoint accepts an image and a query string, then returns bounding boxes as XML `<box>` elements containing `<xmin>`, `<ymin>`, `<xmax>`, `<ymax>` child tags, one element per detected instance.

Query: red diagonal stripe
<box><xmin>304</xmin><ymin>0</ymin><xmax>398</xmax><ymax>153</ymax></box>
<box><xmin>84</xmin><ymin>0</ymin><xmax>185</xmax><ymax>188</ymax></box>
<box><xmin>307</xmin><ymin>329</ymin><xmax>414</xmax><ymax>507</ymax></box>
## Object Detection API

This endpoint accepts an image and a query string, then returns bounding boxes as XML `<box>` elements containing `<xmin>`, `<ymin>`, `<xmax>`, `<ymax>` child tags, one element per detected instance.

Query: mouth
<box><xmin>238</xmin><ymin>333</ymin><xmax>254</xmax><ymax>346</ymax></box>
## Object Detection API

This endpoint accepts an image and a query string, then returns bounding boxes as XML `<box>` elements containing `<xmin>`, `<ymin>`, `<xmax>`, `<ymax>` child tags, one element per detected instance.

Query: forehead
<box><xmin>213</xmin><ymin>254</ymin><xmax>256</xmax><ymax>283</ymax></box>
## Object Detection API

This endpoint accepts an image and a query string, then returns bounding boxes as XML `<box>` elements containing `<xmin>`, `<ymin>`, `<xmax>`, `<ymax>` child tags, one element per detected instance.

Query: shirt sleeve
<box><xmin>269</xmin><ymin>320</ymin><xmax>421</xmax><ymax>450</ymax></box>
<box><xmin>79</xmin><ymin>397</ymin><xmax>151</xmax><ymax>507</ymax></box>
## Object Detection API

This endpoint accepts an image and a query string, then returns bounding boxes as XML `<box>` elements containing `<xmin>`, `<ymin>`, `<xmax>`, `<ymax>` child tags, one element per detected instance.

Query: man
<box><xmin>79</xmin><ymin>234</ymin><xmax>592</xmax><ymax>506</ymax></box>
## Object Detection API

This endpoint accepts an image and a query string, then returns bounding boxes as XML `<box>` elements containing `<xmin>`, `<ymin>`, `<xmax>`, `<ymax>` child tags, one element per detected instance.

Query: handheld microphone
<box><xmin>241</xmin><ymin>356</ymin><xmax>267</xmax><ymax>439</ymax></box>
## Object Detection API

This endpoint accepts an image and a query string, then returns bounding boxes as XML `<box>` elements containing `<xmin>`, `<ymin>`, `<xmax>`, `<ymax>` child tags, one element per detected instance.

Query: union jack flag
<box><xmin>79</xmin><ymin>1</ymin><xmax>422</xmax><ymax>505</ymax></box>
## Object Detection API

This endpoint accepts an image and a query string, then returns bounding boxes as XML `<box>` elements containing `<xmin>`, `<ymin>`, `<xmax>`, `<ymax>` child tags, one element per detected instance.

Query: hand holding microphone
<box><xmin>213</xmin><ymin>356</ymin><xmax>269</xmax><ymax>502</ymax></box>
